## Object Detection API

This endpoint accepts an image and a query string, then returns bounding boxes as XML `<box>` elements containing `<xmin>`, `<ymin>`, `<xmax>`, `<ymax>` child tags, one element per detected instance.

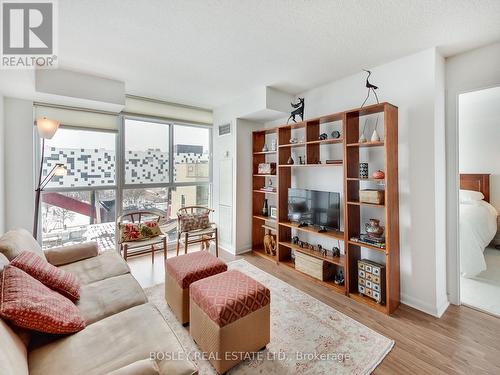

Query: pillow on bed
<box><xmin>460</xmin><ymin>189</ymin><xmax>484</xmax><ymax>203</ymax></box>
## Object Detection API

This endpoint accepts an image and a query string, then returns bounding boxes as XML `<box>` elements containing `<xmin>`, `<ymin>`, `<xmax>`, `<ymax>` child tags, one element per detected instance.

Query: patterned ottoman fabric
<box><xmin>190</xmin><ymin>269</ymin><xmax>270</xmax><ymax>328</ymax></box>
<box><xmin>166</xmin><ymin>251</ymin><xmax>227</xmax><ymax>289</ymax></box>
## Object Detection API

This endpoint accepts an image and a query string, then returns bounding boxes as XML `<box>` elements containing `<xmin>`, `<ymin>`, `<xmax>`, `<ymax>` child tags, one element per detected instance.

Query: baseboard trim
<box><xmin>401</xmin><ymin>293</ymin><xmax>449</xmax><ymax>318</ymax></box>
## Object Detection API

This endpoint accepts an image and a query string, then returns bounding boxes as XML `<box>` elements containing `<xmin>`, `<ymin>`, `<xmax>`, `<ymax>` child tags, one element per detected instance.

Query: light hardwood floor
<box><xmin>127</xmin><ymin>248</ymin><xmax>500</xmax><ymax>375</ymax></box>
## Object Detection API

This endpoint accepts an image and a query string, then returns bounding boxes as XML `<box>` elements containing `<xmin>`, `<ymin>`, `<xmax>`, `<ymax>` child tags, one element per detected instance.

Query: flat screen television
<box><xmin>288</xmin><ymin>188</ymin><xmax>340</xmax><ymax>230</ymax></box>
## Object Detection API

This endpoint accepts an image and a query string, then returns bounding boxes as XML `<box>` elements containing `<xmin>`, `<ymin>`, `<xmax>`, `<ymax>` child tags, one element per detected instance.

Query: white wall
<box><xmin>264</xmin><ymin>48</ymin><xmax>448</xmax><ymax>316</ymax></box>
<box><xmin>459</xmin><ymin>86</ymin><xmax>500</xmax><ymax>229</ymax></box>
<box><xmin>4</xmin><ymin>98</ymin><xmax>35</xmax><ymax>231</ymax></box>
<box><xmin>0</xmin><ymin>96</ymin><xmax>4</xmax><ymax>233</ymax></box>
<box><xmin>445</xmin><ymin>42</ymin><xmax>500</xmax><ymax>304</ymax></box>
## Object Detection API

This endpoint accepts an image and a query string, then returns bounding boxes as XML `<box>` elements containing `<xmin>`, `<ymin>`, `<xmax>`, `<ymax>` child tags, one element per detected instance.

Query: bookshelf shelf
<box><xmin>251</xmin><ymin>102</ymin><xmax>399</xmax><ymax>314</ymax></box>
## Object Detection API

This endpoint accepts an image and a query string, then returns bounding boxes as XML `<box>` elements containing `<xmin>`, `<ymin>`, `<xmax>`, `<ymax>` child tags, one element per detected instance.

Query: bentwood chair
<box><xmin>176</xmin><ymin>206</ymin><xmax>218</xmax><ymax>257</ymax></box>
<box><xmin>116</xmin><ymin>210</ymin><xmax>167</xmax><ymax>263</ymax></box>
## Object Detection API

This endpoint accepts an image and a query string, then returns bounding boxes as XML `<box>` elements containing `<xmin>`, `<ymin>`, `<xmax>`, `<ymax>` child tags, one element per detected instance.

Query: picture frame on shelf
<box><xmin>269</xmin><ymin>205</ymin><xmax>277</xmax><ymax>219</ymax></box>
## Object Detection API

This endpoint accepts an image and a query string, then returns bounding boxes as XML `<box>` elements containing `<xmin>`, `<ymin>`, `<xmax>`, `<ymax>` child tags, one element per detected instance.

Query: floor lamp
<box><xmin>33</xmin><ymin>117</ymin><xmax>66</xmax><ymax>239</ymax></box>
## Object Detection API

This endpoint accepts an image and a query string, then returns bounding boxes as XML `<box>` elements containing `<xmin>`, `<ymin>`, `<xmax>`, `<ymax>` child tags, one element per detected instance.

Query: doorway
<box><xmin>458</xmin><ymin>86</ymin><xmax>500</xmax><ymax>316</ymax></box>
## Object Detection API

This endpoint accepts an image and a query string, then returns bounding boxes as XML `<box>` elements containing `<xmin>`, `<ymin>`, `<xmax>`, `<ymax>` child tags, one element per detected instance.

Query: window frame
<box><xmin>35</xmin><ymin>117</ymin><xmax>213</xmax><ymax>246</ymax></box>
<box><xmin>119</xmin><ymin>115</ymin><xmax>213</xmax><ymax>242</ymax></box>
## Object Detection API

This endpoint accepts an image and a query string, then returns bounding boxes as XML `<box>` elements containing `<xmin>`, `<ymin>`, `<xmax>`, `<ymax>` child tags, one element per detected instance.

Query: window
<box><xmin>123</xmin><ymin>118</ymin><xmax>212</xmax><ymax>245</ymax></box>
<box><xmin>124</xmin><ymin>119</ymin><xmax>169</xmax><ymax>184</ymax></box>
<box><xmin>38</xmin><ymin>117</ymin><xmax>212</xmax><ymax>251</ymax></box>
<box><xmin>174</xmin><ymin>125</ymin><xmax>210</xmax><ymax>182</ymax></box>
<box><xmin>40</xmin><ymin>128</ymin><xmax>117</xmax><ymax>249</ymax></box>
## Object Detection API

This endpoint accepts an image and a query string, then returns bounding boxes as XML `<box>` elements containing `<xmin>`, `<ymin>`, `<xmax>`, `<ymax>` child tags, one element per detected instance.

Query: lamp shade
<box><xmin>36</xmin><ymin>117</ymin><xmax>60</xmax><ymax>139</ymax></box>
<box><xmin>53</xmin><ymin>164</ymin><xmax>67</xmax><ymax>176</ymax></box>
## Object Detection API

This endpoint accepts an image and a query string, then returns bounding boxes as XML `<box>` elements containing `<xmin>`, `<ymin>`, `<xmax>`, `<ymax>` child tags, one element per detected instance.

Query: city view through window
<box><xmin>41</xmin><ymin>120</ymin><xmax>211</xmax><ymax>250</ymax></box>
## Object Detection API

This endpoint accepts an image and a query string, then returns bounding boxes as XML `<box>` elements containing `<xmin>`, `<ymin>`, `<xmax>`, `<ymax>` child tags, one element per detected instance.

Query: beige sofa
<box><xmin>0</xmin><ymin>229</ymin><xmax>197</xmax><ymax>375</ymax></box>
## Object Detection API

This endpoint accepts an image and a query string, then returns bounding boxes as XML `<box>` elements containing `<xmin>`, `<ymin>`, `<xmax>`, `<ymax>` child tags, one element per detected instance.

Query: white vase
<box><xmin>359</xmin><ymin>133</ymin><xmax>367</xmax><ymax>143</ymax></box>
<box><xmin>371</xmin><ymin>129</ymin><xmax>380</xmax><ymax>142</ymax></box>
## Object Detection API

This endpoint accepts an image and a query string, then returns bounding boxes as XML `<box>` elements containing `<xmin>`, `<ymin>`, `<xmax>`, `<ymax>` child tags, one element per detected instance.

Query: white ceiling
<box><xmin>5</xmin><ymin>1</ymin><xmax>500</xmax><ymax>109</ymax></box>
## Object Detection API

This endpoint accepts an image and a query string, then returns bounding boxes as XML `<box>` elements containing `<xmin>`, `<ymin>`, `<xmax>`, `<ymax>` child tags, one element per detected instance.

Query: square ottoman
<box><xmin>165</xmin><ymin>251</ymin><xmax>227</xmax><ymax>325</ymax></box>
<box><xmin>189</xmin><ymin>270</ymin><xmax>271</xmax><ymax>374</ymax></box>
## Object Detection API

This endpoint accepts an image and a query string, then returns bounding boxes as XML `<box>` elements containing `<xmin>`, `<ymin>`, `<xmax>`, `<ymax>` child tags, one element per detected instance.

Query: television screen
<box><xmin>288</xmin><ymin>188</ymin><xmax>340</xmax><ymax>230</ymax></box>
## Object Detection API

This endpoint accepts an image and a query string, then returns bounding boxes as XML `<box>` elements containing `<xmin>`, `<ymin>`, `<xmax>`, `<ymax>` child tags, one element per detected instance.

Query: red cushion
<box><xmin>10</xmin><ymin>251</ymin><xmax>80</xmax><ymax>301</ymax></box>
<box><xmin>166</xmin><ymin>251</ymin><xmax>227</xmax><ymax>289</ymax></box>
<box><xmin>0</xmin><ymin>265</ymin><xmax>85</xmax><ymax>334</ymax></box>
<box><xmin>190</xmin><ymin>270</ymin><xmax>270</xmax><ymax>328</ymax></box>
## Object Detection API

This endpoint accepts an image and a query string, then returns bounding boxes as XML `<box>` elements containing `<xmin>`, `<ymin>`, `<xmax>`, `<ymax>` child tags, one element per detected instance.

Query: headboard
<box><xmin>460</xmin><ymin>174</ymin><xmax>490</xmax><ymax>203</ymax></box>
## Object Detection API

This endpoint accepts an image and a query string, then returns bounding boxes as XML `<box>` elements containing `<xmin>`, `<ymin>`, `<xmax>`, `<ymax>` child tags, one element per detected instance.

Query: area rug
<box><xmin>145</xmin><ymin>259</ymin><xmax>394</xmax><ymax>374</ymax></box>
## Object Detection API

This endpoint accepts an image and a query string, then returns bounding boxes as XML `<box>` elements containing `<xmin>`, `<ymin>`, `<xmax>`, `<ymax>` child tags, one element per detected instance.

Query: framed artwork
<box><xmin>269</xmin><ymin>205</ymin><xmax>277</xmax><ymax>219</ymax></box>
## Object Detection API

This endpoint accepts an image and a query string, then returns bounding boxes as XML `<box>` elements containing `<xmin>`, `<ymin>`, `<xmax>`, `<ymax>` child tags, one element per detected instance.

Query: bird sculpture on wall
<box><xmin>360</xmin><ymin>69</ymin><xmax>379</xmax><ymax>108</ymax></box>
<box><xmin>287</xmin><ymin>97</ymin><xmax>305</xmax><ymax>124</ymax></box>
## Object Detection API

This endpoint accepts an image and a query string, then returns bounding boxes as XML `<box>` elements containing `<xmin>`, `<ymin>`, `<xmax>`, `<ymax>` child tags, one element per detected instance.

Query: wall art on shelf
<box><xmin>287</xmin><ymin>97</ymin><xmax>305</xmax><ymax>124</ymax></box>
<box><xmin>360</xmin><ymin>69</ymin><xmax>379</xmax><ymax>108</ymax></box>
<box><xmin>269</xmin><ymin>206</ymin><xmax>277</xmax><ymax>219</ymax></box>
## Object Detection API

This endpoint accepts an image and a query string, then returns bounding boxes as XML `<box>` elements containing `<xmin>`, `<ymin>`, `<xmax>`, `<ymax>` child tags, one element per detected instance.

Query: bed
<box><xmin>460</xmin><ymin>174</ymin><xmax>498</xmax><ymax>277</ymax></box>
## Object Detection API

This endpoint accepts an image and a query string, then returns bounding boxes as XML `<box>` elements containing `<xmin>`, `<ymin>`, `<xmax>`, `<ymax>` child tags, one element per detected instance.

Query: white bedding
<box><xmin>460</xmin><ymin>199</ymin><xmax>498</xmax><ymax>277</ymax></box>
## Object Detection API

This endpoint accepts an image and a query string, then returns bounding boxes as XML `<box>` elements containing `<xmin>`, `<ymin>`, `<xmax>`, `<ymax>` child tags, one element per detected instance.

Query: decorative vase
<box><xmin>298</xmin><ymin>156</ymin><xmax>304</xmax><ymax>165</ymax></box>
<box><xmin>365</xmin><ymin>219</ymin><xmax>384</xmax><ymax>239</ymax></box>
<box><xmin>359</xmin><ymin>163</ymin><xmax>369</xmax><ymax>178</ymax></box>
<box><xmin>371</xmin><ymin>129</ymin><xmax>380</xmax><ymax>142</ymax></box>
<box><xmin>262</xmin><ymin>144</ymin><xmax>269</xmax><ymax>152</ymax></box>
<box><xmin>287</xmin><ymin>156</ymin><xmax>295</xmax><ymax>165</ymax></box>
<box><xmin>358</xmin><ymin>133</ymin><xmax>367</xmax><ymax>143</ymax></box>
<box><xmin>262</xmin><ymin>199</ymin><xmax>269</xmax><ymax>217</ymax></box>
<box><xmin>372</xmin><ymin>170</ymin><xmax>385</xmax><ymax>179</ymax></box>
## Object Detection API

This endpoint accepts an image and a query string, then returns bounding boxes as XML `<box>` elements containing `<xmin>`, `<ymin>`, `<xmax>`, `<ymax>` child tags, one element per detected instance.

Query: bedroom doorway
<box><xmin>458</xmin><ymin>86</ymin><xmax>500</xmax><ymax>317</ymax></box>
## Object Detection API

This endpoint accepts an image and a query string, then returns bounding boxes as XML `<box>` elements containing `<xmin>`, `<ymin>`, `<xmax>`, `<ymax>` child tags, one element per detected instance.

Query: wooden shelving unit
<box><xmin>251</xmin><ymin>102</ymin><xmax>400</xmax><ymax>314</ymax></box>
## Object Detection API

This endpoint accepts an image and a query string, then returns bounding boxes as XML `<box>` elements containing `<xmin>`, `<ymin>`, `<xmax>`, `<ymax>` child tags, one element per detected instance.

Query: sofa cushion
<box><xmin>0</xmin><ymin>318</ymin><xmax>29</xmax><ymax>375</ymax></box>
<box><xmin>28</xmin><ymin>303</ymin><xmax>197</xmax><ymax>375</ymax></box>
<box><xmin>58</xmin><ymin>250</ymin><xmax>129</xmax><ymax>285</ymax></box>
<box><xmin>0</xmin><ymin>253</ymin><xmax>9</xmax><ymax>274</ymax></box>
<box><xmin>10</xmin><ymin>251</ymin><xmax>80</xmax><ymax>301</ymax></box>
<box><xmin>78</xmin><ymin>274</ymin><xmax>147</xmax><ymax>325</ymax></box>
<box><xmin>0</xmin><ymin>229</ymin><xmax>45</xmax><ymax>261</ymax></box>
<box><xmin>44</xmin><ymin>242</ymin><xmax>98</xmax><ymax>266</ymax></box>
<box><xmin>118</xmin><ymin>221</ymin><xmax>162</xmax><ymax>243</ymax></box>
<box><xmin>107</xmin><ymin>359</ymin><xmax>160</xmax><ymax>375</ymax></box>
<box><xmin>0</xmin><ymin>266</ymin><xmax>85</xmax><ymax>334</ymax></box>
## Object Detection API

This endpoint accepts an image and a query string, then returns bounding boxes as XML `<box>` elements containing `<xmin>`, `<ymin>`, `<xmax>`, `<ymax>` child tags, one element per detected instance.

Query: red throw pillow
<box><xmin>0</xmin><ymin>266</ymin><xmax>85</xmax><ymax>334</ymax></box>
<box><xmin>10</xmin><ymin>251</ymin><xmax>80</xmax><ymax>301</ymax></box>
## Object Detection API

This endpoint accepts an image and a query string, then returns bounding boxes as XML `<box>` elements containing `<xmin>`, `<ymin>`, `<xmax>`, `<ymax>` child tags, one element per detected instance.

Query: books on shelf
<box><xmin>350</xmin><ymin>234</ymin><xmax>386</xmax><ymax>249</ymax></box>
<box><xmin>326</xmin><ymin>159</ymin><xmax>343</xmax><ymax>165</ymax></box>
